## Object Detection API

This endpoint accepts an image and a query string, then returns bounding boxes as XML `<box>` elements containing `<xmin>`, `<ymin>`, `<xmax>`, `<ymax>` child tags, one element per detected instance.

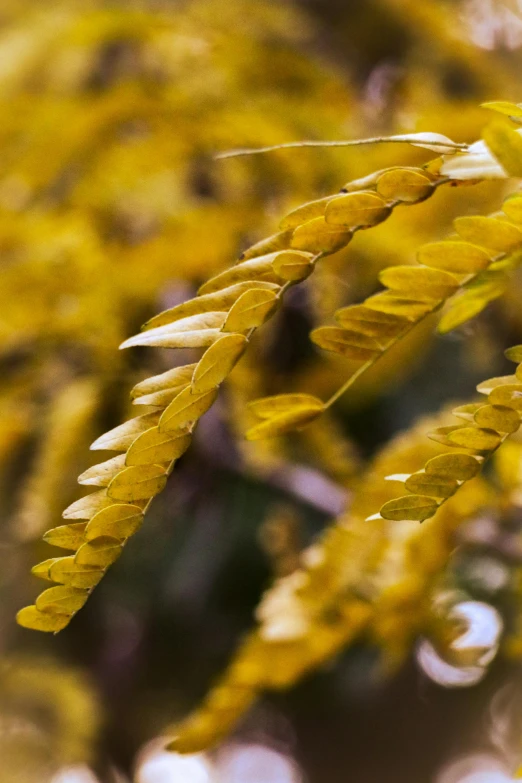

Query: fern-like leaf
<box><xmin>17</xmin><ymin>127</ymin><xmax>519</xmax><ymax>631</ymax></box>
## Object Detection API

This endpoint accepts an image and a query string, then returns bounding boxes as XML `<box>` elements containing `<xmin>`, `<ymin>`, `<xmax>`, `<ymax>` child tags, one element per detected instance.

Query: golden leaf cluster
<box><xmin>6</xmin><ymin>0</ymin><xmax>522</xmax><ymax>772</ymax></box>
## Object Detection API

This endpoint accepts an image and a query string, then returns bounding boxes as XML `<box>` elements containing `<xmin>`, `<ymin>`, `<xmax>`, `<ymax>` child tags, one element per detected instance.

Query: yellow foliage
<box><xmin>6</xmin><ymin>0</ymin><xmax>522</xmax><ymax>773</ymax></box>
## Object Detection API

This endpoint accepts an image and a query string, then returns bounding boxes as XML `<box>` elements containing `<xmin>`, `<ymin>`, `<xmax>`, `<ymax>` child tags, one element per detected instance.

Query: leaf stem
<box><xmin>322</xmin><ymin>271</ymin><xmax>484</xmax><ymax>410</ymax></box>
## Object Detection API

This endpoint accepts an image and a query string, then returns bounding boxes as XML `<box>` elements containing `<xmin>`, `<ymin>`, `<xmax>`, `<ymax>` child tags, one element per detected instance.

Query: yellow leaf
<box><xmin>249</xmin><ymin>393</ymin><xmax>324</xmax><ymax>419</ymax></box>
<box><xmin>62</xmin><ymin>489</ymin><xmax>113</xmax><ymax>520</ymax></box>
<box><xmin>31</xmin><ymin>559</ymin><xmax>60</xmax><ymax>581</ymax></box>
<box><xmin>483</xmin><ymin>122</ymin><xmax>522</xmax><ymax>177</ymax></box>
<box><xmin>391</xmin><ymin>132</ymin><xmax>462</xmax><ymax>153</ymax></box>
<box><xmin>142</xmin><ymin>283</ymin><xmax>279</xmax><ymax>331</ymax></box>
<box><xmin>48</xmin><ymin>557</ymin><xmax>104</xmax><ymax>589</ymax></box>
<box><xmin>90</xmin><ymin>412</ymin><xmax>160</xmax><ymax>452</ymax></box>
<box><xmin>365</xmin><ymin>293</ymin><xmax>433</xmax><ymax>319</ymax></box>
<box><xmin>85</xmin><ymin>503</ymin><xmax>144</xmax><ymax>542</ymax></box>
<box><xmin>325</xmin><ymin>191</ymin><xmax>390</xmax><ymax>228</ymax></box>
<box><xmin>376</xmin><ymin>168</ymin><xmax>433</xmax><ymax>202</ymax></box>
<box><xmin>341</xmin><ymin>169</ymin><xmax>383</xmax><ymax>192</ymax></box>
<box><xmin>36</xmin><ymin>586</ymin><xmax>89</xmax><ymax>615</ymax></box>
<box><xmin>418</xmin><ymin>241</ymin><xmax>492</xmax><ymax>273</ymax></box>
<box><xmin>477</xmin><ymin>375</ymin><xmax>518</xmax><ymax>394</ymax></box>
<box><xmin>199</xmin><ymin>255</ymin><xmax>283</xmax><ymax>296</ymax></box>
<box><xmin>428</xmin><ymin>425</ymin><xmax>466</xmax><ymax>447</ymax></box>
<box><xmin>380</xmin><ymin>495</ymin><xmax>440</xmax><ymax>521</ymax></box>
<box><xmin>280</xmin><ymin>196</ymin><xmax>333</xmax><ymax>229</ymax></box>
<box><xmin>144</xmin><ymin>312</ymin><xmax>228</xmax><ymax>335</ymax></box>
<box><xmin>222</xmin><ymin>289</ymin><xmax>278</xmax><ymax>332</ymax></box>
<box><xmin>488</xmin><ymin>383</ymin><xmax>522</xmax><ymax>410</ymax></box>
<box><xmin>452</xmin><ymin>403</ymin><xmax>482</xmax><ymax>422</ymax></box>
<box><xmin>474</xmin><ymin>404</ymin><xmax>520</xmax><ymax>433</ymax></box>
<box><xmin>107</xmin><ymin>464</ymin><xmax>167</xmax><ymax>502</ymax></box>
<box><xmin>75</xmin><ymin>538</ymin><xmax>123</xmax><ymax>568</ymax></box>
<box><xmin>272</xmin><ymin>250</ymin><xmax>314</xmax><ymax>281</ymax></box>
<box><xmin>440</xmin><ymin>140</ymin><xmax>506</xmax><ymax>181</ymax></box>
<box><xmin>43</xmin><ymin>522</ymin><xmax>87</xmax><ymax>551</ymax></box>
<box><xmin>379</xmin><ymin>265</ymin><xmax>460</xmax><ymax>300</ymax></box>
<box><xmin>160</xmin><ymin>387</ymin><xmax>218</xmax><ymax>432</ymax></box>
<box><xmin>335</xmin><ymin>304</ymin><xmax>408</xmax><ymax>337</ymax></box>
<box><xmin>454</xmin><ymin>216</ymin><xmax>522</xmax><ymax>252</ymax></box>
<box><xmin>437</xmin><ymin>296</ymin><xmax>488</xmax><ymax>334</ymax></box>
<box><xmin>291</xmin><ymin>216</ymin><xmax>352</xmax><ymax>254</ymax></box>
<box><xmin>447</xmin><ymin>426</ymin><xmax>501</xmax><ymax>451</ymax></box>
<box><xmin>311</xmin><ymin>326</ymin><xmax>382</xmax><ymax>360</ymax></box>
<box><xmin>503</xmin><ymin>195</ymin><xmax>522</xmax><ymax>224</ymax></box>
<box><xmin>404</xmin><ymin>472</ymin><xmax>458</xmax><ymax>498</ymax></box>
<box><xmin>132</xmin><ymin>388</ymin><xmax>189</xmax><ymax>409</ymax></box>
<box><xmin>78</xmin><ymin>454</ymin><xmax>127</xmax><ymax>487</ymax></box>
<box><xmin>120</xmin><ymin>313</ymin><xmax>226</xmax><ymax>349</ymax></box>
<box><xmin>191</xmin><ymin>334</ymin><xmax>247</xmax><ymax>393</ymax></box>
<box><xmin>126</xmin><ymin>426</ymin><xmax>192</xmax><ymax>466</ymax></box>
<box><xmin>482</xmin><ymin>101</ymin><xmax>522</xmax><ymax>121</ymax></box>
<box><xmin>131</xmin><ymin>366</ymin><xmax>197</xmax><ymax>398</ymax></box>
<box><xmin>239</xmin><ymin>229</ymin><xmax>294</xmax><ymax>261</ymax></box>
<box><xmin>438</xmin><ymin>282</ymin><xmax>505</xmax><ymax>334</ymax></box>
<box><xmin>246</xmin><ymin>405</ymin><xmax>324</xmax><ymax>440</ymax></box>
<box><xmin>17</xmin><ymin>605</ymin><xmax>72</xmax><ymax>633</ymax></box>
<box><xmin>425</xmin><ymin>453</ymin><xmax>481</xmax><ymax>480</ymax></box>
<box><xmin>505</xmin><ymin>345</ymin><xmax>522</xmax><ymax>363</ymax></box>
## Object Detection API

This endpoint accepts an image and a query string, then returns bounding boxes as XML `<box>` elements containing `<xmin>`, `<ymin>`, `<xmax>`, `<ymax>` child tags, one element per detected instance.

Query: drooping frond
<box><xmin>167</xmin><ymin>363</ymin><xmax>516</xmax><ymax>752</ymax></box>
<box><xmin>247</xmin><ymin>189</ymin><xmax>522</xmax><ymax>434</ymax></box>
<box><xmin>166</xmin><ymin>342</ymin><xmax>522</xmax><ymax>752</ymax></box>
<box><xmin>5</xmin><ymin>169</ymin><xmax>439</xmax><ymax>629</ymax></box>
<box><xmin>16</xmin><ymin>115</ymin><xmax>522</xmax><ymax>631</ymax></box>
<box><xmin>376</xmin><ymin>344</ymin><xmax>522</xmax><ymax>523</ymax></box>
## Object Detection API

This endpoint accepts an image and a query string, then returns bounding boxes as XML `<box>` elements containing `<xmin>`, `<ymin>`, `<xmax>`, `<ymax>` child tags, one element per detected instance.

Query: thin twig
<box><xmin>215</xmin><ymin>136</ymin><xmax>468</xmax><ymax>160</ymax></box>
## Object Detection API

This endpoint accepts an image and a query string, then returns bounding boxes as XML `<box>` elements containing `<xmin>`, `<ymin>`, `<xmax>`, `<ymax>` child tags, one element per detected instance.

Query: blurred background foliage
<box><xmin>3</xmin><ymin>0</ymin><xmax>522</xmax><ymax>781</ymax></box>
